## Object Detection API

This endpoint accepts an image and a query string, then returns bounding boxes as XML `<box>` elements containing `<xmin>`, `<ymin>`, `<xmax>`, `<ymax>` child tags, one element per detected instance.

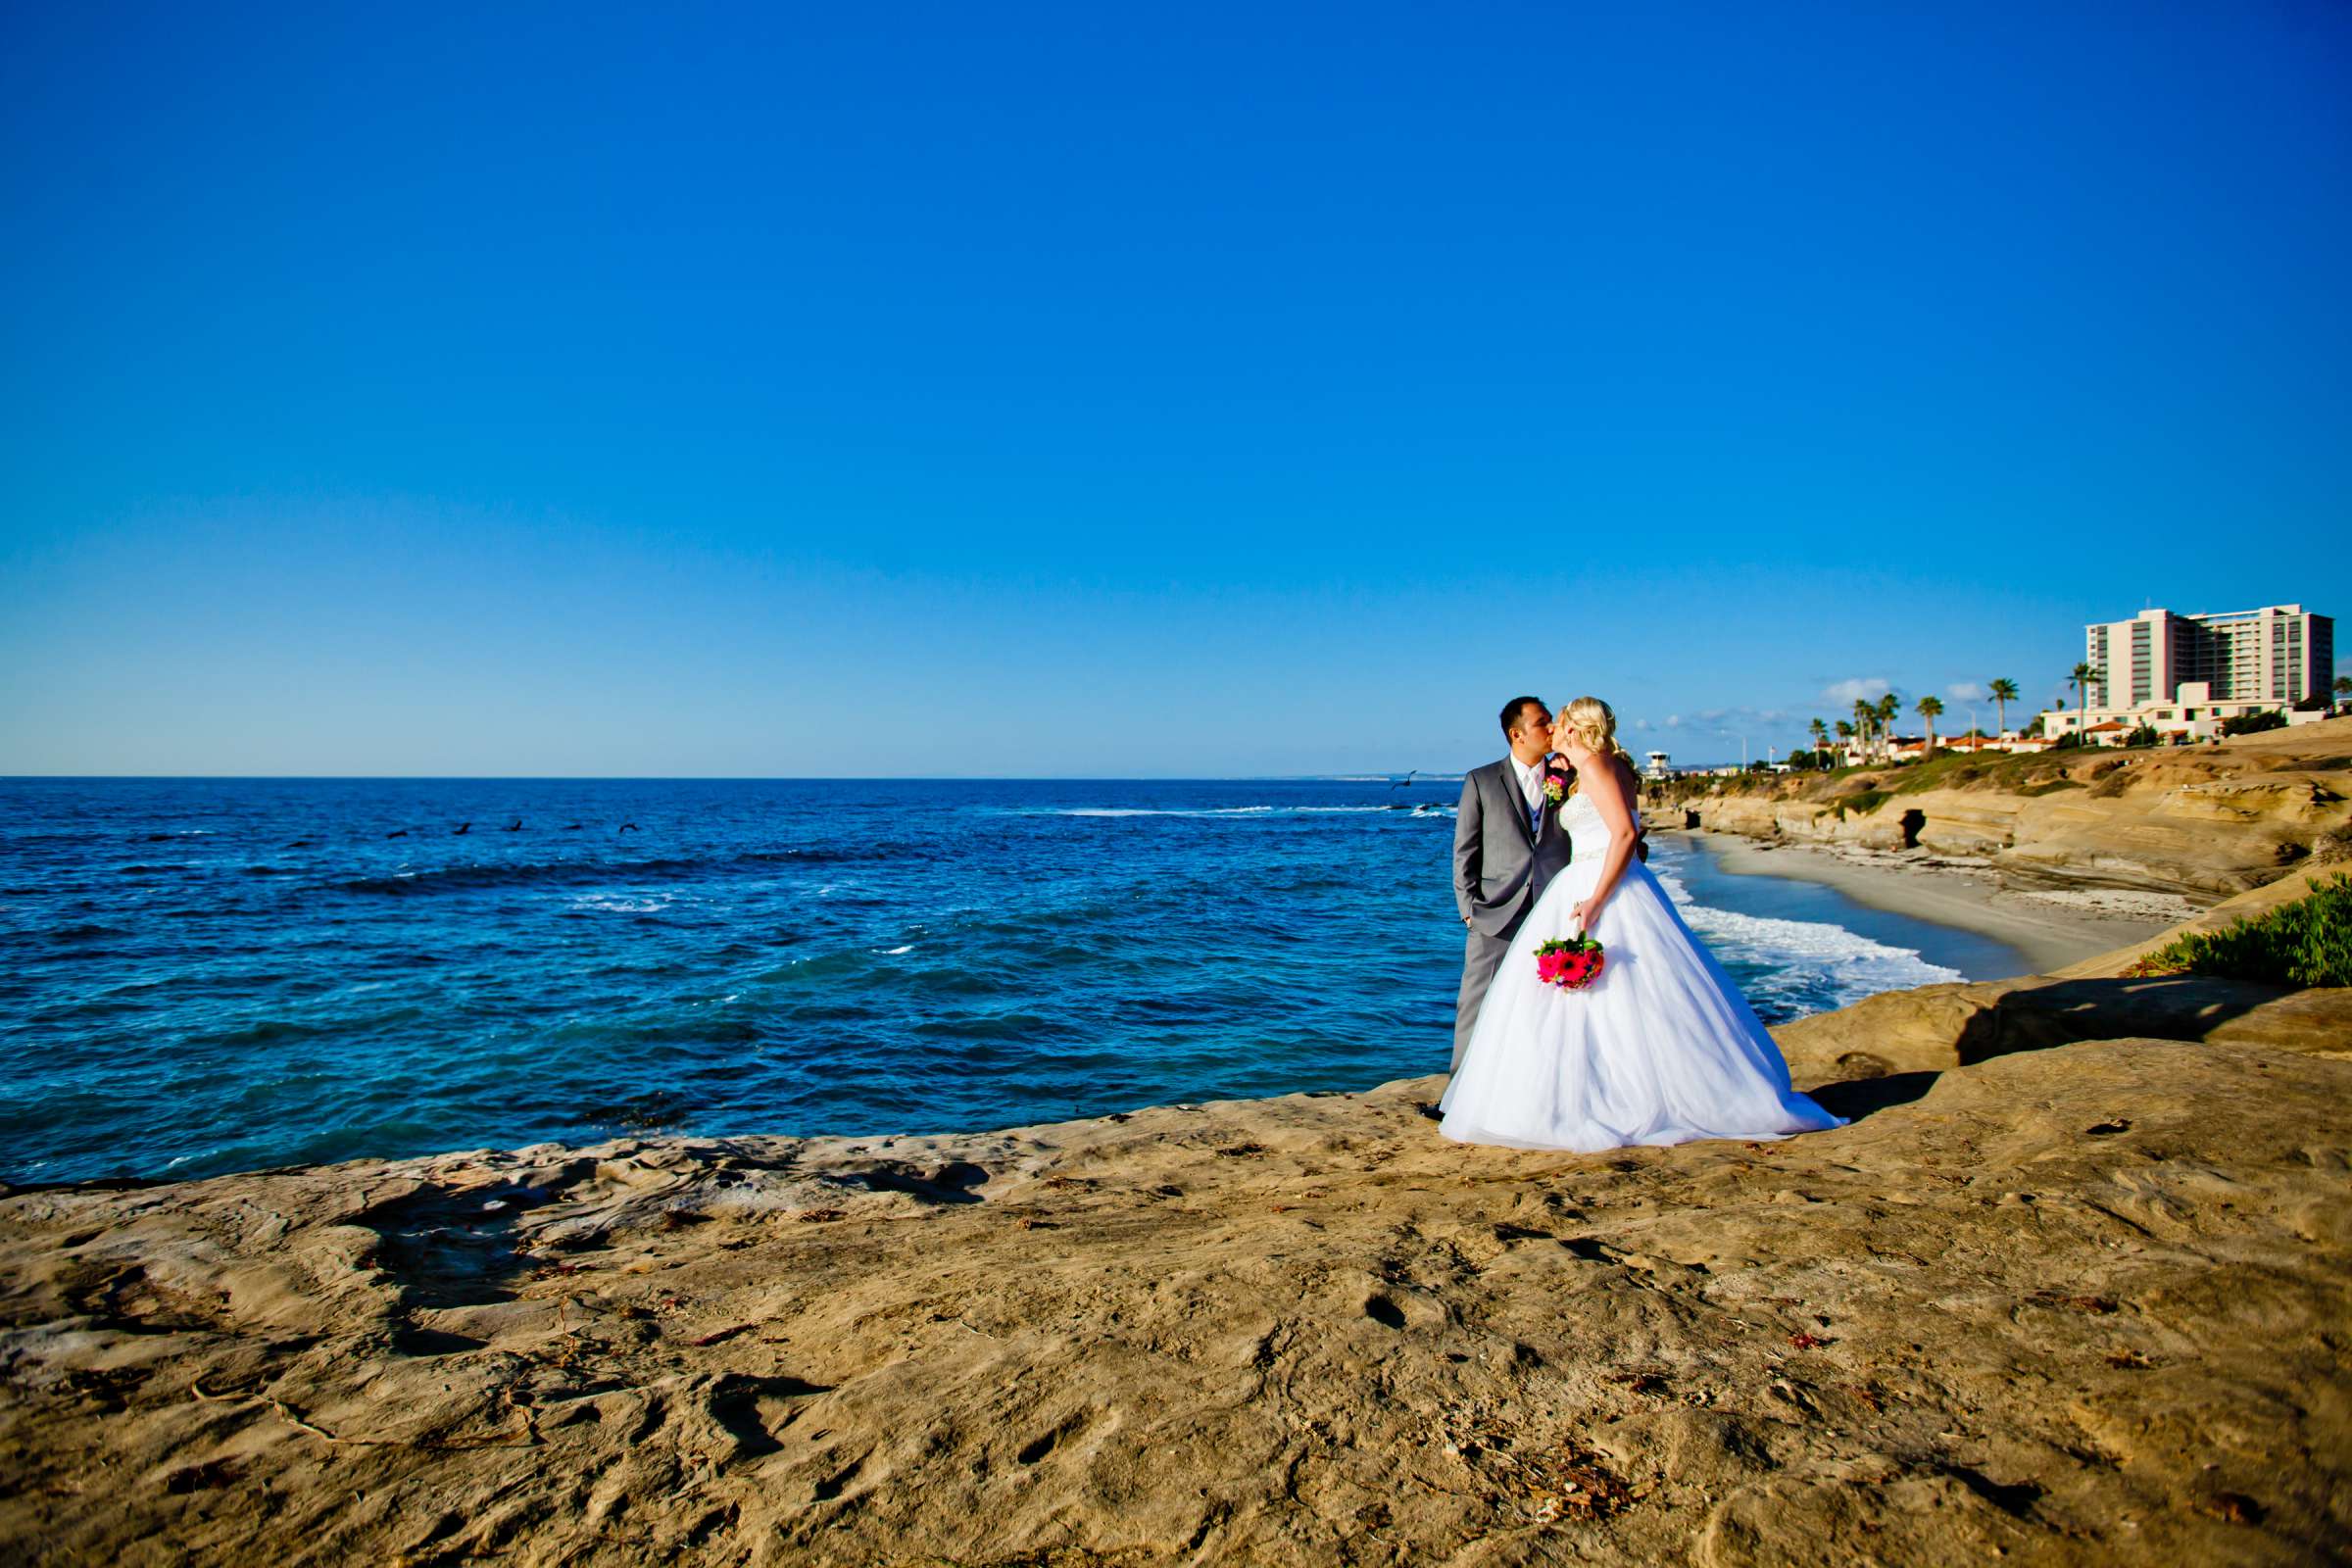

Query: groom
<box><xmin>1450</xmin><ymin>697</ymin><xmax>1578</xmax><ymax>1070</ymax></box>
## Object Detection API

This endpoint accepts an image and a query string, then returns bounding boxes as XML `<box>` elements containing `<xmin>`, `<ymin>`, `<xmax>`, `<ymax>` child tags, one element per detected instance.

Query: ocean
<box><xmin>0</xmin><ymin>777</ymin><xmax>2011</xmax><ymax>1184</ymax></box>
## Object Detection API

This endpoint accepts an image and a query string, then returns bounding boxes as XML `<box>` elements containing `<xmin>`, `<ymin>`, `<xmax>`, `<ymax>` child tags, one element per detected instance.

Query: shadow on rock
<box><xmin>1780</xmin><ymin>970</ymin><xmax>2338</xmax><ymax>1091</ymax></box>
<box><xmin>1811</xmin><ymin>1071</ymin><xmax>1940</xmax><ymax>1124</ymax></box>
<box><xmin>356</xmin><ymin>1177</ymin><xmax>569</xmax><ymax>1309</ymax></box>
<box><xmin>835</xmin><ymin>1159</ymin><xmax>992</xmax><ymax>1205</ymax></box>
<box><xmin>1952</xmin><ymin>975</ymin><xmax>2295</xmax><ymax>1064</ymax></box>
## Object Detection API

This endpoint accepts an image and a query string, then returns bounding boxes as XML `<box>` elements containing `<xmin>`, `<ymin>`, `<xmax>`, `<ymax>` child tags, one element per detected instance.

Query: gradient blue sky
<box><xmin>4</xmin><ymin>2</ymin><xmax>2347</xmax><ymax>775</ymax></box>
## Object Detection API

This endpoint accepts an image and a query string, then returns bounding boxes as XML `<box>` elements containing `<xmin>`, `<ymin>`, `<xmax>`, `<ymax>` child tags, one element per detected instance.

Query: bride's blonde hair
<box><xmin>1558</xmin><ymin>696</ymin><xmax>1634</xmax><ymax>767</ymax></box>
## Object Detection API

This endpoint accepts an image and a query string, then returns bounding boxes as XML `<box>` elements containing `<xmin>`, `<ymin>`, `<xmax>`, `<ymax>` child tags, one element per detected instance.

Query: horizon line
<box><xmin>1</xmin><ymin>771</ymin><xmax>1492</xmax><ymax>782</ymax></box>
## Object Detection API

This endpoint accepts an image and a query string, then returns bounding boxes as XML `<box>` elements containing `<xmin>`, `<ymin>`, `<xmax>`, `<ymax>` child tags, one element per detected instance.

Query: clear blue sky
<box><xmin>4</xmin><ymin>2</ymin><xmax>2347</xmax><ymax>775</ymax></box>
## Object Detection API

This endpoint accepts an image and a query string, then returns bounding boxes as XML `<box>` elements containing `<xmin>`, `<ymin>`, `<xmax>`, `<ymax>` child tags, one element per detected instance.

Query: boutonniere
<box><xmin>1542</xmin><ymin>770</ymin><xmax>1571</xmax><ymax>806</ymax></box>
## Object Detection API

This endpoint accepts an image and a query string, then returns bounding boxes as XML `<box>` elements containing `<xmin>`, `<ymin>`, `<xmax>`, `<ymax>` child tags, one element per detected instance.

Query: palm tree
<box><xmin>2070</xmin><ymin>661</ymin><xmax>2097</xmax><ymax>739</ymax></box>
<box><xmin>1851</xmin><ymin>699</ymin><xmax>1876</xmax><ymax>760</ymax></box>
<box><xmin>1809</xmin><ymin>717</ymin><xmax>1829</xmax><ymax>764</ymax></box>
<box><xmin>1875</xmin><ymin>692</ymin><xmax>1902</xmax><ymax>760</ymax></box>
<box><xmin>1834</xmin><ymin>719</ymin><xmax>1854</xmax><ymax>761</ymax></box>
<box><xmin>1916</xmin><ymin>694</ymin><xmax>1943</xmax><ymax>757</ymax></box>
<box><xmin>1988</xmin><ymin>677</ymin><xmax>2019</xmax><ymax>738</ymax></box>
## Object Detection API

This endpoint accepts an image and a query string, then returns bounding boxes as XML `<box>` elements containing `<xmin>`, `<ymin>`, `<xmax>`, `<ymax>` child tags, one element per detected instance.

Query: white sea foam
<box><xmin>879</xmin><ymin>944</ymin><xmax>914</xmax><ymax>955</ymax></box>
<box><xmin>570</xmin><ymin>894</ymin><xmax>671</xmax><ymax>913</ymax></box>
<box><xmin>1650</xmin><ymin>863</ymin><xmax>1960</xmax><ymax>1010</ymax></box>
<box><xmin>1054</xmin><ymin>806</ymin><xmax>1279</xmax><ymax>817</ymax></box>
<box><xmin>1045</xmin><ymin>805</ymin><xmax>1409</xmax><ymax>818</ymax></box>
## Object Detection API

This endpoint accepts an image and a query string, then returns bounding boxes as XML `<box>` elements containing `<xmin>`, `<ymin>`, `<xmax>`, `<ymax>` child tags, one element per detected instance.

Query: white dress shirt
<box><xmin>1509</xmin><ymin>754</ymin><xmax>1547</xmax><ymax>826</ymax></box>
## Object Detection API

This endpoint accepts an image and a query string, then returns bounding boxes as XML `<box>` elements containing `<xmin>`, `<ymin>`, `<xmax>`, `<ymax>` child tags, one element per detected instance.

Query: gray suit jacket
<box><xmin>1452</xmin><ymin>759</ymin><xmax>1577</xmax><ymax>938</ymax></box>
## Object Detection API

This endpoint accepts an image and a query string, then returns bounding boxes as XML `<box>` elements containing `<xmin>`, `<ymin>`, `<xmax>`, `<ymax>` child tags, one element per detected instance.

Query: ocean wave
<box><xmin>1041</xmin><ymin>805</ymin><xmax>1420</xmax><ymax>818</ymax></box>
<box><xmin>1051</xmin><ymin>807</ymin><xmax>1276</xmax><ymax>817</ymax></box>
<box><xmin>202</xmin><ymin>1006</ymin><xmax>426</xmax><ymax>1048</ymax></box>
<box><xmin>1651</xmin><ymin>864</ymin><xmax>1960</xmax><ymax>1006</ymax></box>
<box><xmin>342</xmin><ymin>858</ymin><xmax>705</xmax><ymax>894</ymax></box>
<box><xmin>337</xmin><ymin>847</ymin><xmax>863</xmax><ymax>896</ymax></box>
<box><xmin>41</xmin><ymin>923</ymin><xmax>126</xmax><ymax>944</ymax></box>
<box><xmin>569</xmin><ymin>894</ymin><xmax>674</xmax><ymax>914</ymax></box>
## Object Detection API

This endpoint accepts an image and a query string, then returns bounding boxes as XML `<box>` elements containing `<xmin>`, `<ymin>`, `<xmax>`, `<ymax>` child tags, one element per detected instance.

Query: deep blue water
<box><xmin>0</xmin><ymin>779</ymin><xmax>2012</xmax><ymax>1183</ymax></box>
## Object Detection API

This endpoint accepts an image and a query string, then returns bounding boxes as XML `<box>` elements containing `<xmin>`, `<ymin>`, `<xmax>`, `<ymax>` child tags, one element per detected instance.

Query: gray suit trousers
<box><xmin>1454</xmin><ymin>925</ymin><xmax>1516</xmax><ymax>1071</ymax></box>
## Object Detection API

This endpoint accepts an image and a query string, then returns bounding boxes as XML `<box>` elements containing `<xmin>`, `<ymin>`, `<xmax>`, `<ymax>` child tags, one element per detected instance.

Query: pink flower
<box><xmin>1537</xmin><ymin>936</ymin><xmax>1606</xmax><ymax>991</ymax></box>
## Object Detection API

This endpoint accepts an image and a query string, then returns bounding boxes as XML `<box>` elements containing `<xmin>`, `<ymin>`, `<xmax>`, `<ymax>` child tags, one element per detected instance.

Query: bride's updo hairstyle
<box><xmin>1558</xmin><ymin>696</ymin><xmax>1634</xmax><ymax>766</ymax></box>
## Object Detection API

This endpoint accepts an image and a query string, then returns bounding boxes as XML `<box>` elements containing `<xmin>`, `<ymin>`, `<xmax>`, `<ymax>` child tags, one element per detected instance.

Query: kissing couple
<box><xmin>1440</xmin><ymin>695</ymin><xmax>1843</xmax><ymax>1152</ymax></box>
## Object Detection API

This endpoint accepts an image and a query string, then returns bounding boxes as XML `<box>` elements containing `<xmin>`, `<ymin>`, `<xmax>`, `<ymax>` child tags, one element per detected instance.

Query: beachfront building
<box><xmin>1881</xmin><ymin>733</ymin><xmax>2046</xmax><ymax>760</ymax></box>
<box><xmin>1838</xmin><ymin>732</ymin><xmax>2053</xmax><ymax>766</ymax></box>
<box><xmin>1643</xmin><ymin>751</ymin><xmax>1672</xmax><ymax>780</ymax></box>
<box><xmin>2041</xmin><ymin>604</ymin><xmax>2336</xmax><ymax>744</ymax></box>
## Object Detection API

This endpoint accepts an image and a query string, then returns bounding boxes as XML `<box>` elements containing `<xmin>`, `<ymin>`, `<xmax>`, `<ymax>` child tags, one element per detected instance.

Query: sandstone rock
<box><xmin>1673</xmin><ymin>716</ymin><xmax>2352</xmax><ymax>900</ymax></box>
<box><xmin>1772</xmin><ymin>973</ymin><xmax>2352</xmax><ymax>1085</ymax></box>
<box><xmin>6</xmin><ymin>1032</ymin><xmax>2349</xmax><ymax>1564</ymax></box>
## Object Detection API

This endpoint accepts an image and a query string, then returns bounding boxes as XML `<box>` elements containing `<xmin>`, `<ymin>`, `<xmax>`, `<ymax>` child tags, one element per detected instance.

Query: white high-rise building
<box><xmin>2046</xmin><ymin>604</ymin><xmax>2335</xmax><ymax>743</ymax></box>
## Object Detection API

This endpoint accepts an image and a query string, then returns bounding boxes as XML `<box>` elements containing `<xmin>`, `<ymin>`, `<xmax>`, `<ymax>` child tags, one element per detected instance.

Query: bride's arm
<box><xmin>1571</xmin><ymin>758</ymin><xmax>1641</xmax><ymax>935</ymax></box>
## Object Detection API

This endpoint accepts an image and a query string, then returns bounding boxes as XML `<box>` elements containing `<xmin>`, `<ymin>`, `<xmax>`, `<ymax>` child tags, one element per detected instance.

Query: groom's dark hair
<box><xmin>1499</xmin><ymin>697</ymin><xmax>1544</xmax><ymax>738</ymax></box>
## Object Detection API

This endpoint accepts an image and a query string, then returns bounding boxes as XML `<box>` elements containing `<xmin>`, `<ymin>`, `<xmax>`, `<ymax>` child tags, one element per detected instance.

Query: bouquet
<box><xmin>1535</xmin><ymin>934</ymin><xmax>1605</xmax><ymax>991</ymax></box>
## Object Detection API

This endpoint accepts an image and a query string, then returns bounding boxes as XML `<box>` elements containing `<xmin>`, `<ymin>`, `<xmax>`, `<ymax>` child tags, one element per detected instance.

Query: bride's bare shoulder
<box><xmin>1573</xmin><ymin>751</ymin><xmax>1626</xmax><ymax>786</ymax></box>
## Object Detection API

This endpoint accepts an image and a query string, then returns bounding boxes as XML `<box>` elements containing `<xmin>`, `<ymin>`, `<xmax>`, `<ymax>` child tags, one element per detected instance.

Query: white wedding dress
<box><xmin>1440</xmin><ymin>789</ymin><xmax>1846</xmax><ymax>1152</ymax></box>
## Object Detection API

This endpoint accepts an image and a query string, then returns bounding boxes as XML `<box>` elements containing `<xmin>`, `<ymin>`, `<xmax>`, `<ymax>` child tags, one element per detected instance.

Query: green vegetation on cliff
<box><xmin>1654</xmin><ymin>746</ymin><xmax>2112</xmax><ymax>817</ymax></box>
<box><xmin>2129</xmin><ymin>874</ymin><xmax>2352</xmax><ymax>988</ymax></box>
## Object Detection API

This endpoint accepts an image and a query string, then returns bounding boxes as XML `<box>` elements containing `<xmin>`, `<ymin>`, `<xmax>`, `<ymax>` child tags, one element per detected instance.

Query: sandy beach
<box><xmin>1684</xmin><ymin>831</ymin><xmax>2193</xmax><ymax>975</ymax></box>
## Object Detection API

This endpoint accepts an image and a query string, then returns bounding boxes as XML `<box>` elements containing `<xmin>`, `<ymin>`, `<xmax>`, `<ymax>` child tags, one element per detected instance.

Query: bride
<box><xmin>1440</xmin><ymin>696</ymin><xmax>1846</xmax><ymax>1152</ymax></box>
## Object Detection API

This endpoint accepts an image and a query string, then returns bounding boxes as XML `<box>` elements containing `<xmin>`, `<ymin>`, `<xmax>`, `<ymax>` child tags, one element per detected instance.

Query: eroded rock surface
<box><xmin>4</xmin><ymin>1031</ymin><xmax>2347</xmax><ymax>1564</ymax></box>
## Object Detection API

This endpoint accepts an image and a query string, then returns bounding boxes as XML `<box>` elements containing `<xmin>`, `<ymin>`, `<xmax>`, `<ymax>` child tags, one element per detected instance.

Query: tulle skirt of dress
<box><xmin>1439</xmin><ymin>856</ymin><xmax>1846</xmax><ymax>1152</ymax></box>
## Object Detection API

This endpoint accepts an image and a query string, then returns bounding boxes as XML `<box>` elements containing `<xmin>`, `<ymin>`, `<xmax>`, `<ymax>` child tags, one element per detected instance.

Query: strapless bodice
<box><xmin>1559</xmin><ymin>790</ymin><xmax>1637</xmax><ymax>859</ymax></box>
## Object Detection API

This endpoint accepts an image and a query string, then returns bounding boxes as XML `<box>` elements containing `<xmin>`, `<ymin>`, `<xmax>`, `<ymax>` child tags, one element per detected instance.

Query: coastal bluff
<box><xmin>5</xmin><ymin>934</ymin><xmax>2348</xmax><ymax>1562</ymax></box>
<box><xmin>1656</xmin><ymin>716</ymin><xmax>2352</xmax><ymax>900</ymax></box>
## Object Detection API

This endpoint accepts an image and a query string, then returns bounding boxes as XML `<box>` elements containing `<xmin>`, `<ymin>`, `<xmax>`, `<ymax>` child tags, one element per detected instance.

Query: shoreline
<box><xmin>1675</xmin><ymin>828</ymin><xmax>2192</xmax><ymax>974</ymax></box>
